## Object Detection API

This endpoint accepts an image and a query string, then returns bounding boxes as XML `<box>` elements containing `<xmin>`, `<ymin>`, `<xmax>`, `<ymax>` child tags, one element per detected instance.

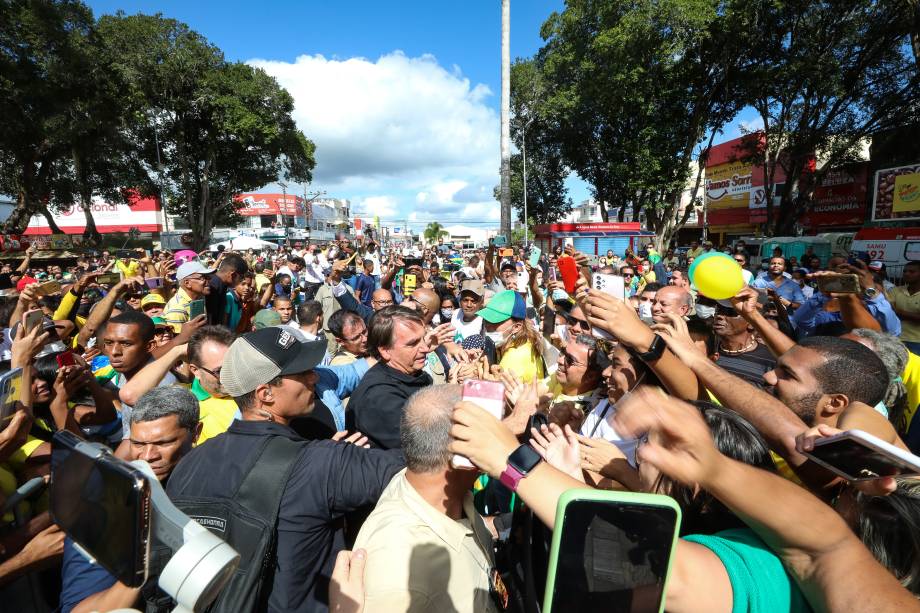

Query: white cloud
<box><xmin>738</xmin><ymin>117</ymin><xmax>764</xmax><ymax>134</ymax></box>
<box><xmin>248</xmin><ymin>52</ymin><xmax>499</xmax><ymax>190</ymax></box>
<box><xmin>353</xmin><ymin>195</ymin><xmax>398</xmax><ymax>218</ymax></box>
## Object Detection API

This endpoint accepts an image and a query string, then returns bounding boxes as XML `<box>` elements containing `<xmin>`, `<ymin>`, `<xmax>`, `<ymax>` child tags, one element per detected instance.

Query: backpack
<box><xmin>147</xmin><ymin>435</ymin><xmax>305</xmax><ymax>613</ymax></box>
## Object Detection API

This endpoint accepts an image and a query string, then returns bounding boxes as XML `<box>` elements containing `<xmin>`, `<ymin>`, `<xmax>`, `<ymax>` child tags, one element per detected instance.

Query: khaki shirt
<box><xmin>354</xmin><ymin>470</ymin><xmax>499</xmax><ymax>613</ymax></box>
<box><xmin>889</xmin><ymin>285</ymin><xmax>920</xmax><ymax>342</ymax></box>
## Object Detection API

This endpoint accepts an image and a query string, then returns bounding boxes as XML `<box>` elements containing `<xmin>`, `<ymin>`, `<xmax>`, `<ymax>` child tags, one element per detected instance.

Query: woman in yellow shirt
<box><xmin>478</xmin><ymin>290</ymin><xmax>545</xmax><ymax>383</ymax></box>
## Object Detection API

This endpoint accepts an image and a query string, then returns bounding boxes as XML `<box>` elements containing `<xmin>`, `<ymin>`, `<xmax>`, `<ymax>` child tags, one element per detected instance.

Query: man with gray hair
<box><xmin>353</xmin><ymin>384</ymin><xmax>500</xmax><ymax>613</ymax></box>
<box><xmin>60</xmin><ymin>386</ymin><xmax>201</xmax><ymax>613</ymax></box>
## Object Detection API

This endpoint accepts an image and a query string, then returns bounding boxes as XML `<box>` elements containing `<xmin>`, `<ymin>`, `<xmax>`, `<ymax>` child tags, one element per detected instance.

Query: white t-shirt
<box><xmin>365</xmin><ymin>250</ymin><xmax>382</xmax><ymax>276</ymax></box>
<box><xmin>451</xmin><ymin>310</ymin><xmax>483</xmax><ymax>342</ymax></box>
<box><xmin>579</xmin><ymin>399</ymin><xmax>639</xmax><ymax>466</ymax></box>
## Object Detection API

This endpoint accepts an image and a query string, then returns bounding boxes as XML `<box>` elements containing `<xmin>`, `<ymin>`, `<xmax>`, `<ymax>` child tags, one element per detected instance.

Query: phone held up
<box><xmin>451</xmin><ymin>380</ymin><xmax>505</xmax><ymax>469</ymax></box>
<box><xmin>801</xmin><ymin>429</ymin><xmax>920</xmax><ymax>481</ymax></box>
<box><xmin>543</xmin><ymin>489</ymin><xmax>682</xmax><ymax>613</ymax></box>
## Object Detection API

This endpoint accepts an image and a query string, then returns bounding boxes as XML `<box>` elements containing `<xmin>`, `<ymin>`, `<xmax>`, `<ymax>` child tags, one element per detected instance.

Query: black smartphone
<box><xmin>404</xmin><ymin>257</ymin><xmax>423</xmax><ymax>269</ymax></box>
<box><xmin>802</xmin><ymin>429</ymin><xmax>920</xmax><ymax>481</ymax></box>
<box><xmin>116</xmin><ymin>249</ymin><xmax>137</xmax><ymax>260</ymax></box>
<box><xmin>50</xmin><ymin>431</ymin><xmax>151</xmax><ymax>587</ymax></box>
<box><xmin>544</xmin><ymin>490</ymin><xmax>681</xmax><ymax>613</ymax></box>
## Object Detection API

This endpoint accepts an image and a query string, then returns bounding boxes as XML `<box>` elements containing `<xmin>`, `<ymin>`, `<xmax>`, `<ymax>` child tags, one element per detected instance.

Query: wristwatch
<box><xmin>499</xmin><ymin>444</ymin><xmax>543</xmax><ymax>492</ymax></box>
<box><xmin>863</xmin><ymin>287</ymin><xmax>879</xmax><ymax>301</ymax></box>
<box><xmin>635</xmin><ymin>333</ymin><xmax>666</xmax><ymax>362</ymax></box>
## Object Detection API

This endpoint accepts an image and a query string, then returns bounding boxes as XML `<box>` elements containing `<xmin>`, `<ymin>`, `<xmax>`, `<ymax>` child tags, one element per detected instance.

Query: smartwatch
<box><xmin>499</xmin><ymin>444</ymin><xmax>543</xmax><ymax>492</ymax></box>
<box><xmin>635</xmin><ymin>333</ymin><xmax>666</xmax><ymax>362</ymax></box>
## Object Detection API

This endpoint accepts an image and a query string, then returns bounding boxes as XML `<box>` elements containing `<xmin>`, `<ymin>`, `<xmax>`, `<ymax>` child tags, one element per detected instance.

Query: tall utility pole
<box><xmin>499</xmin><ymin>0</ymin><xmax>511</xmax><ymax>240</ymax></box>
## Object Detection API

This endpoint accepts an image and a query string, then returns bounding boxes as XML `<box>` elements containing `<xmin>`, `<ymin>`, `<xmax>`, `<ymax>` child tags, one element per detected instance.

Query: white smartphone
<box><xmin>516</xmin><ymin>271</ymin><xmax>530</xmax><ymax>293</ymax></box>
<box><xmin>802</xmin><ymin>429</ymin><xmax>920</xmax><ymax>481</ymax></box>
<box><xmin>591</xmin><ymin>273</ymin><xmax>626</xmax><ymax>340</ymax></box>
<box><xmin>452</xmin><ymin>380</ymin><xmax>505</xmax><ymax>469</ymax></box>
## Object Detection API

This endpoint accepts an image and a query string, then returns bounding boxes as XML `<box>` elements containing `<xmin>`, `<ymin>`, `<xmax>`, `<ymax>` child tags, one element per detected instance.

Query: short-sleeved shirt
<box><xmin>752</xmin><ymin>276</ymin><xmax>806</xmax><ymax>304</ymax></box>
<box><xmin>498</xmin><ymin>341</ymin><xmax>545</xmax><ymax>384</ymax></box>
<box><xmin>355</xmin><ymin>273</ymin><xmax>376</xmax><ymax>306</ymax></box>
<box><xmin>163</xmin><ymin>287</ymin><xmax>194</xmax><ymax>331</ymax></box>
<box><xmin>190</xmin><ymin>378</ymin><xmax>239</xmax><ymax>444</ymax></box>
<box><xmin>684</xmin><ymin>528</ymin><xmax>811</xmax><ymax>613</ymax></box>
<box><xmin>354</xmin><ymin>470</ymin><xmax>499</xmax><ymax>613</ymax></box>
<box><xmin>94</xmin><ymin>360</ymin><xmax>178</xmax><ymax>439</ymax></box>
<box><xmin>60</xmin><ymin>537</ymin><xmax>118</xmax><ymax>613</ymax></box>
<box><xmin>888</xmin><ymin>285</ymin><xmax>920</xmax><ymax>342</ymax></box>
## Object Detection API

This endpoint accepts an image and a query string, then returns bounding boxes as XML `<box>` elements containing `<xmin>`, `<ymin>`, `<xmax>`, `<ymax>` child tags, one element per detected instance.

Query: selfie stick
<box><xmin>132</xmin><ymin>461</ymin><xmax>240</xmax><ymax>613</ymax></box>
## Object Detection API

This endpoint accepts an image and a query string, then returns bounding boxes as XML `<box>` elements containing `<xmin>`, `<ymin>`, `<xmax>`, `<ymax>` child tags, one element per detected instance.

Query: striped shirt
<box><xmin>163</xmin><ymin>288</ymin><xmax>194</xmax><ymax>331</ymax></box>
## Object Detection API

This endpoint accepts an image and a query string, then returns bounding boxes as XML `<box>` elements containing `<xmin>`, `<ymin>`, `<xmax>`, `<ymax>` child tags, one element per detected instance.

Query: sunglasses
<box><xmin>561</xmin><ymin>350</ymin><xmax>586</xmax><ymax>369</ymax></box>
<box><xmin>715</xmin><ymin>304</ymin><xmax>740</xmax><ymax>318</ymax></box>
<box><xmin>566</xmin><ymin>316</ymin><xmax>591</xmax><ymax>331</ymax></box>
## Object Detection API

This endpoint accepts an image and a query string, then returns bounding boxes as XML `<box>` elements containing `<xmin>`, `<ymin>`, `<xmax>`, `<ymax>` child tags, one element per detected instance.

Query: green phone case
<box><xmin>542</xmin><ymin>489</ymin><xmax>682</xmax><ymax>613</ymax></box>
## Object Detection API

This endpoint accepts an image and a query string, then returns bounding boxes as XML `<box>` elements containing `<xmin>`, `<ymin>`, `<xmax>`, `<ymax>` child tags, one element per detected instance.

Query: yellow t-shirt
<box><xmin>901</xmin><ymin>351</ymin><xmax>920</xmax><ymax>431</ymax></box>
<box><xmin>888</xmin><ymin>286</ymin><xmax>920</xmax><ymax>342</ymax></box>
<box><xmin>189</xmin><ymin>379</ymin><xmax>238</xmax><ymax>445</ymax></box>
<box><xmin>499</xmin><ymin>341</ymin><xmax>545</xmax><ymax>384</ymax></box>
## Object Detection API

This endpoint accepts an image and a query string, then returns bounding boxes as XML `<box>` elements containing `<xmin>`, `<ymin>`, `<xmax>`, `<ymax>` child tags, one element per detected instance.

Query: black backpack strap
<box><xmin>235</xmin><ymin>435</ymin><xmax>305</xmax><ymax>521</ymax></box>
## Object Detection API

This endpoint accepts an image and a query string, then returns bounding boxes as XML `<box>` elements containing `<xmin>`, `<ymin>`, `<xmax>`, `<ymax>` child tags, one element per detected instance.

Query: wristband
<box><xmin>498</xmin><ymin>444</ymin><xmax>542</xmax><ymax>492</ymax></box>
<box><xmin>635</xmin><ymin>333</ymin><xmax>666</xmax><ymax>362</ymax></box>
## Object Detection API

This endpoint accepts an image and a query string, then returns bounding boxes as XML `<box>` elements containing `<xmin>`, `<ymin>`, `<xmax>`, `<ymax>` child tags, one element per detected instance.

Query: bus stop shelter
<box><xmin>533</xmin><ymin>222</ymin><xmax>655</xmax><ymax>257</ymax></box>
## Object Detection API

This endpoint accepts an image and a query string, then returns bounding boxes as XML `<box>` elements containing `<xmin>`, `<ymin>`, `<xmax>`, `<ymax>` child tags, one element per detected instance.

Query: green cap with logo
<box><xmin>476</xmin><ymin>290</ymin><xmax>527</xmax><ymax>324</ymax></box>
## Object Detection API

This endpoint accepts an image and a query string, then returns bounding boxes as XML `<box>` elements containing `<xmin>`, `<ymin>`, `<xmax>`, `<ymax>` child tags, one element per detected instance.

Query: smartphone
<box><xmin>493</xmin><ymin>235</ymin><xmax>508</xmax><ymax>248</ymax></box>
<box><xmin>500</xmin><ymin>248</ymin><xmax>514</xmax><ymax>258</ymax></box>
<box><xmin>816</xmin><ymin>274</ymin><xmax>860</xmax><ymax>294</ymax></box>
<box><xmin>558</xmin><ymin>256</ymin><xmax>580</xmax><ymax>295</ymax></box>
<box><xmin>848</xmin><ymin>251</ymin><xmax>870</xmax><ymax>266</ymax></box>
<box><xmin>116</xmin><ymin>249</ymin><xmax>137</xmax><ymax>260</ymax></box>
<box><xmin>189</xmin><ymin>299</ymin><xmax>206</xmax><ymax>320</ymax></box>
<box><xmin>23</xmin><ymin>308</ymin><xmax>43</xmax><ymax>333</ymax></box>
<box><xmin>548</xmin><ymin>267</ymin><xmax>558</xmax><ymax>282</ymax></box>
<box><xmin>56</xmin><ymin>350</ymin><xmax>77</xmax><ymax>368</ymax></box>
<box><xmin>802</xmin><ymin>429</ymin><xmax>920</xmax><ymax>481</ymax></box>
<box><xmin>528</xmin><ymin>246</ymin><xmax>542</xmax><ymax>268</ymax></box>
<box><xmin>516</xmin><ymin>271</ymin><xmax>530</xmax><ymax>293</ymax></box>
<box><xmin>0</xmin><ymin>368</ymin><xmax>23</xmax><ymax>432</ymax></box>
<box><xmin>145</xmin><ymin>277</ymin><xmax>164</xmax><ymax>289</ymax></box>
<box><xmin>403</xmin><ymin>273</ymin><xmax>417</xmax><ymax>296</ymax></box>
<box><xmin>593</xmin><ymin>273</ymin><xmax>626</xmax><ymax>300</ymax></box>
<box><xmin>36</xmin><ymin>280</ymin><xmax>62</xmax><ymax>296</ymax></box>
<box><xmin>97</xmin><ymin>272</ymin><xmax>121</xmax><ymax>285</ymax></box>
<box><xmin>50</xmin><ymin>430</ymin><xmax>151</xmax><ymax>587</ymax></box>
<box><xmin>544</xmin><ymin>490</ymin><xmax>682</xmax><ymax>613</ymax></box>
<box><xmin>452</xmin><ymin>380</ymin><xmax>505</xmax><ymax>469</ymax></box>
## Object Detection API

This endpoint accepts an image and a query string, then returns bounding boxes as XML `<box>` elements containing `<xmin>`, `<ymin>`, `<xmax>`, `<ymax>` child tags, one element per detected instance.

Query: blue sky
<box><xmin>86</xmin><ymin>0</ymin><xmax>758</xmax><ymax>230</ymax></box>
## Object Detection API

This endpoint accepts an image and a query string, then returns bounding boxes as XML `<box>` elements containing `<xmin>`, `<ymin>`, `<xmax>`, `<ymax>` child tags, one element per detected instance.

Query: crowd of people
<box><xmin>0</xmin><ymin>233</ymin><xmax>919</xmax><ymax>613</ymax></box>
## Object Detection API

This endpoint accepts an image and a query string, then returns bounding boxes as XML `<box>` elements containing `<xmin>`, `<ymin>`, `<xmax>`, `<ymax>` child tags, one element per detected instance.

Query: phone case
<box><xmin>543</xmin><ymin>489</ymin><xmax>682</xmax><ymax>613</ymax></box>
<box><xmin>816</xmin><ymin>274</ymin><xmax>860</xmax><ymax>294</ymax></box>
<box><xmin>803</xmin><ymin>429</ymin><xmax>920</xmax><ymax>480</ymax></box>
<box><xmin>452</xmin><ymin>380</ymin><xmax>505</xmax><ymax>469</ymax></box>
<box><xmin>528</xmin><ymin>247</ymin><xmax>542</xmax><ymax>268</ymax></box>
<box><xmin>557</xmin><ymin>256</ymin><xmax>579</xmax><ymax>294</ymax></box>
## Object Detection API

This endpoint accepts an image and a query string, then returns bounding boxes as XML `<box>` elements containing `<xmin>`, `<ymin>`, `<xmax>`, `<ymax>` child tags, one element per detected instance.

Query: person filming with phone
<box><xmin>58</xmin><ymin>386</ymin><xmax>201</xmax><ymax>613</ymax></box>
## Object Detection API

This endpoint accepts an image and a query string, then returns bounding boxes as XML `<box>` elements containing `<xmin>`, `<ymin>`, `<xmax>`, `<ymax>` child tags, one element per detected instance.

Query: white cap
<box><xmin>176</xmin><ymin>261</ymin><xmax>216</xmax><ymax>281</ymax></box>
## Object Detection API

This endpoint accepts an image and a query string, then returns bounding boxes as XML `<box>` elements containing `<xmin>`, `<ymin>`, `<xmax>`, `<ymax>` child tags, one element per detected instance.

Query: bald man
<box><xmin>371</xmin><ymin>288</ymin><xmax>395</xmax><ymax>311</ymax></box>
<box><xmin>406</xmin><ymin>288</ymin><xmax>441</xmax><ymax>326</ymax></box>
<box><xmin>652</xmin><ymin>285</ymin><xmax>693</xmax><ymax>323</ymax></box>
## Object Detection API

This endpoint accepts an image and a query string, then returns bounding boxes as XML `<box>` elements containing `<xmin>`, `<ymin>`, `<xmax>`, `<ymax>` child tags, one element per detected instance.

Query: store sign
<box><xmin>873</xmin><ymin>163</ymin><xmax>920</xmax><ymax>221</ymax></box>
<box><xmin>236</xmin><ymin>193</ymin><xmax>304</xmax><ymax>217</ymax></box>
<box><xmin>25</xmin><ymin>195</ymin><xmax>162</xmax><ymax>234</ymax></box>
<box><xmin>800</xmin><ymin>163</ymin><xmax>868</xmax><ymax>227</ymax></box>
<box><xmin>705</xmin><ymin>160</ymin><xmax>753</xmax><ymax>209</ymax></box>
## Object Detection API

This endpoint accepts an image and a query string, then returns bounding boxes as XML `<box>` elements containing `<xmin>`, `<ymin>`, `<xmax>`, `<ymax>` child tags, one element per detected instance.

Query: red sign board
<box><xmin>235</xmin><ymin>193</ymin><xmax>304</xmax><ymax>217</ymax></box>
<box><xmin>800</xmin><ymin>162</ymin><xmax>868</xmax><ymax>228</ymax></box>
<box><xmin>535</xmin><ymin>222</ymin><xmax>643</xmax><ymax>234</ymax></box>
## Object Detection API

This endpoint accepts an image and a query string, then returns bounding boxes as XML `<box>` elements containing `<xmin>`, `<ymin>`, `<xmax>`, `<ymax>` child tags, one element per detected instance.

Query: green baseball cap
<box><xmin>476</xmin><ymin>290</ymin><xmax>527</xmax><ymax>324</ymax></box>
<box><xmin>253</xmin><ymin>309</ymin><xmax>282</xmax><ymax>330</ymax></box>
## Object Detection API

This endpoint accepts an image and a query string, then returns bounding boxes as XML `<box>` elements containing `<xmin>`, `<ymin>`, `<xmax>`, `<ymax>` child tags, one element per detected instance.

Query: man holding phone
<box><xmin>353</xmin><ymin>384</ymin><xmax>500</xmax><ymax>613</ymax></box>
<box><xmin>163</xmin><ymin>261</ymin><xmax>214</xmax><ymax>332</ymax></box>
<box><xmin>60</xmin><ymin>387</ymin><xmax>202</xmax><ymax>613</ymax></box>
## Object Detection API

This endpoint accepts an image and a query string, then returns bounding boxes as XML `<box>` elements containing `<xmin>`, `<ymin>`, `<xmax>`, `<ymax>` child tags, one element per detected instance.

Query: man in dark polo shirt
<box><xmin>165</xmin><ymin>327</ymin><xmax>403</xmax><ymax>613</ymax></box>
<box><xmin>347</xmin><ymin>306</ymin><xmax>433</xmax><ymax>449</ymax></box>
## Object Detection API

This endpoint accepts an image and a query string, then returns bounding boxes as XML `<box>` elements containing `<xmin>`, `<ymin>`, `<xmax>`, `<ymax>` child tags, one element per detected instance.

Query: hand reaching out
<box><xmin>530</xmin><ymin>423</ymin><xmax>583</xmax><ymax>481</ymax></box>
<box><xmin>332</xmin><ymin>430</ymin><xmax>370</xmax><ymax>448</ymax></box>
<box><xmin>330</xmin><ymin>549</ymin><xmax>367</xmax><ymax>613</ymax></box>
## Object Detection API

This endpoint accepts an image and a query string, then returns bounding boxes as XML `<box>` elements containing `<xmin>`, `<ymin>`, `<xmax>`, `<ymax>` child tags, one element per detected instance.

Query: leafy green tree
<box><xmin>423</xmin><ymin>221</ymin><xmax>448</xmax><ymax>243</ymax></box>
<box><xmin>739</xmin><ymin>0</ymin><xmax>920</xmax><ymax>235</ymax></box>
<box><xmin>536</xmin><ymin>0</ymin><xmax>749</xmax><ymax>249</ymax></box>
<box><xmin>0</xmin><ymin>0</ymin><xmax>97</xmax><ymax>233</ymax></box>
<box><xmin>93</xmin><ymin>13</ymin><xmax>316</xmax><ymax>249</ymax></box>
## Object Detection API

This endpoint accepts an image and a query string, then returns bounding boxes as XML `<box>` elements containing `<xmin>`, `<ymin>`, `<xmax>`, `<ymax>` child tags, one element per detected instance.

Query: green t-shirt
<box><xmin>684</xmin><ymin>528</ymin><xmax>812</xmax><ymax>613</ymax></box>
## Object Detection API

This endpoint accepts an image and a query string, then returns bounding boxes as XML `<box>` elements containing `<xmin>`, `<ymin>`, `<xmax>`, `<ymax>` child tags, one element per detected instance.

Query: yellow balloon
<box><xmin>694</xmin><ymin>256</ymin><xmax>745</xmax><ymax>300</ymax></box>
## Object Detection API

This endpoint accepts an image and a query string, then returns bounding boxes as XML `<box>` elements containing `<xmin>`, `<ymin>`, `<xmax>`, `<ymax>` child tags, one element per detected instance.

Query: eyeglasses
<box><xmin>197</xmin><ymin>365</ymin><xmax>221</xmax><ymax>379</ymax></box>
<box><xmin>561</xmin><ymin>350</ymin><xmax>586</xmax><ymax>369</ymax></box>
<box><xmin>372</xmin><ymin>299</ymin><xmax>394</xmax><ymax>307</ymax></box>
<box><xmin>566</xmin><ymin>316</ymin><xmax>591</xmax><ymax>331</ymax></box>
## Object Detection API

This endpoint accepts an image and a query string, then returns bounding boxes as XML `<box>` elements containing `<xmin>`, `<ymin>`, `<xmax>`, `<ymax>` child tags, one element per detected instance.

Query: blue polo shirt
<box><xmin>752</xmin><ymin>276</ymin><xmax>806</xmax><ymax>304</ymax></box>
